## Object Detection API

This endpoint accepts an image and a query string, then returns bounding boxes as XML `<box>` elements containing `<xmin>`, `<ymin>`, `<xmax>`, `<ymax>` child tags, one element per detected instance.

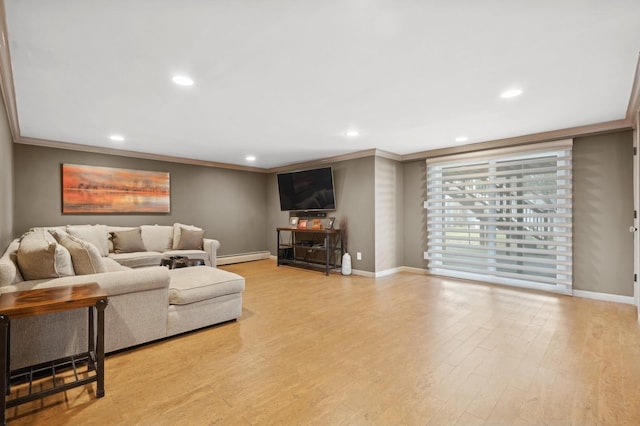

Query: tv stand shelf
<box><xmin>277</xmin><ymin>227</ymin><xmax>343</xmax><ymax>276</ymax></box>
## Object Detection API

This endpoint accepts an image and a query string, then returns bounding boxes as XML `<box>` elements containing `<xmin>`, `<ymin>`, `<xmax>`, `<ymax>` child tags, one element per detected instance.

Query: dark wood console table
<box><xmin>0</xmin><ymin>283</ymin><xmax>108</xmax><ymax>425</ymax></box>
<box><xmin>277</xmin><ymin>227</ymin><xmax>343</xmax><ymax>276</ymax></box>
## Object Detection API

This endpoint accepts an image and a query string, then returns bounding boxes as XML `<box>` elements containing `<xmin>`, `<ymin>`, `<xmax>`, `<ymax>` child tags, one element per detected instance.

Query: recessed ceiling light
<box><xmin>345</xmin><ymin>129</ymin><xmax>359</xmax><ymax>138</ymax></box>
<box><xmin>500</xmin><ymin>89</ymin><xmax>523</xmax><ymax>99</ymax></box>
<box><xmin>109</xmin><ymin>134</ymin><xmax>125</xmax><ymax>142</ymax></box>
<box><xmin>455</xmin><ymin>136</ymin><xmax>468</xmax><ymax>142</ymax></box>
<box><xmin>246</xmin><ymin>155</ymin><xmax>256</xmax><ymax>162</ymax></box>
<box><xmin>172</xmin><ymin>75</ymin><xmax>194</xmax><ymax>86</ymax></box>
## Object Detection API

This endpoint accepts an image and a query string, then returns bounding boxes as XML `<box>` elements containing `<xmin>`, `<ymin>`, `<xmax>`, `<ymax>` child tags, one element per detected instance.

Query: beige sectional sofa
<box><xmin>0</xmin><ymin>223</ymin><xmax>245</xmax><ymax>369</ymax></box>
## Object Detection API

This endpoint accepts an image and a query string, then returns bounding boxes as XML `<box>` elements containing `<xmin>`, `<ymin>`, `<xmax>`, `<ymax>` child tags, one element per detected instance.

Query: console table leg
<box><xmin>0</xmin><ymin>315</ymin><xmax>9</xmax><ymax>426</ymax></box>
<box><xmin>96</xmin><ymin>299</ymin><xmax>108</xmax><ymax>398</ymax></box>
<box><xmin>88</xmin><ymin>306</ymin><xmax>95</xmax><ymax>371</ymax></box>
<box><xmin>325</xmin><ymin>234</ymin><xmax>330</xmax><ymax>276</ymax></box>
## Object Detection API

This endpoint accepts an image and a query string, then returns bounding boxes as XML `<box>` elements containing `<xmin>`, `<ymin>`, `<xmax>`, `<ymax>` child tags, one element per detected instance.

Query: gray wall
<box><xmin>401</xmin><ymin>160</ymin><xmax>427</xmax><ymax>269</ymax></box>
<box><xmin>13</xmin><ymin>144</ymin><xmax>269</xmax><ymax>256</ymax></box>
<box><xmin>402</xmin><ymin>130</ymin><xmax>635</xmax><ymax>296</ymax></box>
<box><xmin>0</xmin><ymin>99</ymin><xmax>12</xmax><ymax>250</ymax></box>
<box><xmin>267</xmin><ymin>156</ymin><xmax>376</xmax><ymax>272</ymax></box>
<box><xmin>573</xmin><ymin>131</ymin><xmax>634</xmax><ymax>296</ymax></box>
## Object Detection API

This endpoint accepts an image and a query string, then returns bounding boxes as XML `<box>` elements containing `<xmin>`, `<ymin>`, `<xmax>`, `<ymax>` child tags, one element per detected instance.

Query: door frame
<box><xmin>635</xmin><ymin>112</ymin><xmax>640</xmax><ymax>324</ymax></box>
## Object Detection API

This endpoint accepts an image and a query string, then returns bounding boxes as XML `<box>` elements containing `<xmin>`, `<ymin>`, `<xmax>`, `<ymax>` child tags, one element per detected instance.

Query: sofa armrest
<box><xmin>0</xmin><ymin>266</ymin><xmax>170</xmax><ymax>297</ymax></box>
<box><xmin>203</xmin><ymin>238</ymin><xmax>220</xmax><ymax>267</ymax></box>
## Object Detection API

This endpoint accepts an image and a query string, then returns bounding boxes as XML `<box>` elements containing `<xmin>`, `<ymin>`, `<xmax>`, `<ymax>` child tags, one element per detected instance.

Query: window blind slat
<box><xmin>429</xmin><ymin>234</ymin><xmax>572</xmax><ymax>248</ymax></box>
<box><xmin>426</xmin><ymin>257</ymin><xmax>571</xmax><ymax>277</ymax></box>
<box><xmin>425</xmin><ymin>194</ymin><xmax>572</xmax><ymax>204</ymax></box>
<box><xmin>426</xmin><ymin>249</ymin><xmax>572</xmax><ymax>266</ymax></box>
<box><xmin>426</xmin><ymin>242</ymin><xmax>571</xmax><ymax>257</ymax></box>
<box><xmin>427</xmin><ymin>184</ymin><xmax>572</xmax><ymax>197</ymax></box>
<box><xmin>427</xmin><ymin>220</ymin><xmax>573</xmax><ymax>232</ymax></box>
<box><xmin>427</xmin><ymin>164</ymin><xmax>572</xmax><ymax>182</ymax></box>
<box><xmin>428</xmin><ymin>175</ymin><xmax>572</xmax><ymax>190</ymax></box>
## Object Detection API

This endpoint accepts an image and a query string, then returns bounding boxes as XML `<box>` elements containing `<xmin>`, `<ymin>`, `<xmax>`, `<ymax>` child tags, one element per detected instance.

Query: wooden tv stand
<box><xmin>277</xmin><ymin>227</ymin><xmax>343</xmax><ymax>276</ymax></box>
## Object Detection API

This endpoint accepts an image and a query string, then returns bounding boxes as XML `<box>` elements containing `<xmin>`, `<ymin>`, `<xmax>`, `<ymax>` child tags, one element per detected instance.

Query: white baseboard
<box><xmin>572</xmin><ymin>289</ymin><xmax>636</xmax><ymax>305</ymax></box>
<box><xmin>351</xmin><ymin>269</ymin><xmax>375</xmax><ymax>278</ymax></box>
<box><xmin>398</xmin><ymin>266</ymin><xmax>430</xmax><ymax>275</ymax></box>
<box><xmin>352</xmin><ymin>266</ymin><xmax>427</xmax><ymax>277</ymax></box>
<box><xmin>217</xmin><ymin>251</ymin><xmax>271</xmax><ymax>265</ymax></box>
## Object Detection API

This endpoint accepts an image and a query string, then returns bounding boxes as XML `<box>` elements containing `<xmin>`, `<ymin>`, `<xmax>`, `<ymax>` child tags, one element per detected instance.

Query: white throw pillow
<box><xmin>67</xmin><ymin>225</ymin><xmax>109</xmax><ymax>257</ymax></box>
<box><xmin>141</xmin><ymin>225</ymin><xmax>173</xmax><ymax>252</ymax></box>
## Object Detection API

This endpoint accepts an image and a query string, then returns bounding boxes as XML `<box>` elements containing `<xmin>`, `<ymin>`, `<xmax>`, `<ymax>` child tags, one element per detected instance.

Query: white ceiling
<box><xmin>4</xmin><ymin>0</ymin><xmax>640</xmax><ymax>169</ymax></box>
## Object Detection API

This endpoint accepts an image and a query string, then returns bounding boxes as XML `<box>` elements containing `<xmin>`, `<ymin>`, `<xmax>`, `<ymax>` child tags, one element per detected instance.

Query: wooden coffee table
<box><xmin>0</xmin><ymin>283</ymin><xmax>108</xmax><ymax>425</ymax></box>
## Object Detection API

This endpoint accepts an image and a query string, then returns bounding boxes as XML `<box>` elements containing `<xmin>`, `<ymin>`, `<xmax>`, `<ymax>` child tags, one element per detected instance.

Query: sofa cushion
<box><xmin>168</xmin><ymin>266</ymin><xmax>245</xmax><ymax>305</ymax></box>
<box><xmin>108</xmin><ymin>251</ymin><xmax>163</xmax><ymax>268</ymax></box>
<box><xmin>52</xmin><ymin>231</ymin><xmax>106</xmax><ymax>275</ymax></box>
<box><xmin>172</xmin><ymin>223</ymin><xmax>203</xmax><ymax>250</ymax></box>
<box><xmin>67</xmin><ymin>225</ymin><xmax>109</xmax><ymax>257</ymax></box>
<box><xmin>101</xmin><ymin>257</ymin><xmax>132</xmax><ymax>272</ymax></box>
<box><xmin>16</xmin><ymin>230</ymin><xmax>75</xmax><ymax>280</ymax></box>
<box><xmin>141</xmin><ymin>225</ymin><xmax>173</xmax><ymax>252</ymax></box>
<box><xmin>175</xmin><ymin>228</ymin><xmax>204</xmax><ymax>250</ymax></box>
<box><xmin>110</xmin><ymin>228</ymin><xmax>147</xmax><ymax>253</ymax></box>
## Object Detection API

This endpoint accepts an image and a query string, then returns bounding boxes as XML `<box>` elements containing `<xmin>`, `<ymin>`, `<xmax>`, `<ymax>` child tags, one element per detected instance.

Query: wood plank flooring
<box><xmin>6</xmin><ymin>259</ymin><xmax>640</xmax><ymax>425</ymax></box>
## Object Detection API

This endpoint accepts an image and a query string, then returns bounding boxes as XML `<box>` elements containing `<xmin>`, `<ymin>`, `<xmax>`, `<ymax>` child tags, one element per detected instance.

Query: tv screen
<box><xmin>277</xmin><ymin>167</ymin><xmax>336</xmax><ymax>211</ymax></box>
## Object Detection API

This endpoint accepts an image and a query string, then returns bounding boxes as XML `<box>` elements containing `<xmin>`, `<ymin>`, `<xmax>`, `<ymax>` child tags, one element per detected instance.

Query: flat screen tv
<box><xmin>277</xmin><ymin>167</ymin><xmax>336</xmax><ymax>211</ymax></box>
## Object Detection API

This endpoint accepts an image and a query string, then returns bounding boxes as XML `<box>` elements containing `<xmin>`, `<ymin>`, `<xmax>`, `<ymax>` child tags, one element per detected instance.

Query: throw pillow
<box><xmin>176</xmin><ymin>228</ymin><xmax>205</xmax><ymax>250</ymax></box>
<box><xmin>140</xmin><ymin>225</ymin><xmax>173</xmax><ymax>252</ymax></box>
<box><xmin>0</xmin><ymin>241</ymin><xmax>24</xmax><ymax>286</ymax></box>
<box><xmin>172</xmin><ymin>223</ymin><xmax>203</xmax><ymax>249</ymax></box>
<box><xmin>110</xmin><ymin>228</ymin><xmax>147</xmax><ymax>253</ymax></box>
<box><xmin>52</xmin><ymin>231</ymin><xmax>106</xmax><ymax>275</ymax></box>
<box><xmin>66</xmin><ymin>225</ymin><xmax>109</xmax><ymax>257</ymax></box>
<box><xmin>16</xmin><ymin>230</ymin><xmax>75</xmax><ymax>280</ymax></box>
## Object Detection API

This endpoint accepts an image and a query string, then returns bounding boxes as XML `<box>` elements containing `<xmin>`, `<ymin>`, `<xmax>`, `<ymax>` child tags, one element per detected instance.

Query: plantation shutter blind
<box><xmin>425</xmin><ymin>140</ymin><xmax>573</xmax><ymax>291</ymax></box>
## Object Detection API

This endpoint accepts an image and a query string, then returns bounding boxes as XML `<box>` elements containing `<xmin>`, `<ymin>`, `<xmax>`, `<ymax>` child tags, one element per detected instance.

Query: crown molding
<box><xmin>627</xmin><ymin>52</ymin><xmax>640</xmax><ymax>127</ymax></box>
<box><xmin>400</xmin><ymin>119</ymin><xmax>633</xmax><ymax>162</ymax></box>
<box><xmin>0</xmin><ymin>0</ymin><xmax>19</xmax><ymax>140</ymax></box>
<box><xmin>15</xmin><ymin>136</ymin><xmax>268</xmax><ymax>173</ymax></box>
<box><xmin>266</xmin><ymin>149</ymin><xmax>401</xmax><ymax>173</ymax></box>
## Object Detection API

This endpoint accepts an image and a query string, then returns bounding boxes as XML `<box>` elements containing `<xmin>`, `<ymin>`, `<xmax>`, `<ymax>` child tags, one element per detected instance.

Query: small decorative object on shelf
<box><xmin>311</xmin><ymin>219</ymin><xmax>323</xmax><ymax>230</ymax></box>
<box><xmin>290</xmin><ymin>216</ymin><xmax>299</xmax><ymax>227</ymax></box>
<box><xmin>326</xmin><ymin>217</ymin><xmax>336</xmax><ymax>229</ymax></box>
<box><xmin>297</xmin><ymin>219</ymin><xmax>308</xmax><ymax>229</ymax></box>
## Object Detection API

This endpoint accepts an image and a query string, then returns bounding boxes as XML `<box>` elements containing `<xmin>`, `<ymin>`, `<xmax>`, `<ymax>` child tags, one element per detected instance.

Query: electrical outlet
<box><xmin>357</xmin><ymin>252</ymin><xmax>362</xmax><ymax>260</ymax></box>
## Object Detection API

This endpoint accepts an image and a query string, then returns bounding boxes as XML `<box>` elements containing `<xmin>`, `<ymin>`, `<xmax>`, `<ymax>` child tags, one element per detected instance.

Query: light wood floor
<box><xmin>7</xmin><ymin>259</ymin><xmax>640</xmax><ymax>425</ymax></box>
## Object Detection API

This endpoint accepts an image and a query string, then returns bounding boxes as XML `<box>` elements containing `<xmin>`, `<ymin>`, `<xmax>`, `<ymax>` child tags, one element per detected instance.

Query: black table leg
<box><xmin>325</xmin><ymin>234</ymin><xmax>330</xmax><ymax>276</ymax></box>
<box><xmin>0</xmin><ymin>315</ymin><xmax>9</xmax><ymax>426</ymax></box>
<box><xmin>88</xmin><ymin>306</ymin><xmax>95</xmax><ymax>371</ymax></box>
<box><xmin>96</xmin><ymin>299</ymin><xmax>108</xmax><ymax>398</ymax></box>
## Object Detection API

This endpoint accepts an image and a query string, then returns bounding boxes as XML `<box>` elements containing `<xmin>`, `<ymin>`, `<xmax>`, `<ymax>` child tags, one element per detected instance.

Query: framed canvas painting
<box><xmin>62</xmin><ymin>164</ymin><xmax>170</xmax><ymax>213</ymax></box>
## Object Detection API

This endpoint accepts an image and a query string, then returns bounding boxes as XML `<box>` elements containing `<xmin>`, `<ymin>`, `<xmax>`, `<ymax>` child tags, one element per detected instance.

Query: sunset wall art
<box><xmin>62</xmin><ymin>164</ymin><xmax>170</xmax><ymax>213</ymax></box>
